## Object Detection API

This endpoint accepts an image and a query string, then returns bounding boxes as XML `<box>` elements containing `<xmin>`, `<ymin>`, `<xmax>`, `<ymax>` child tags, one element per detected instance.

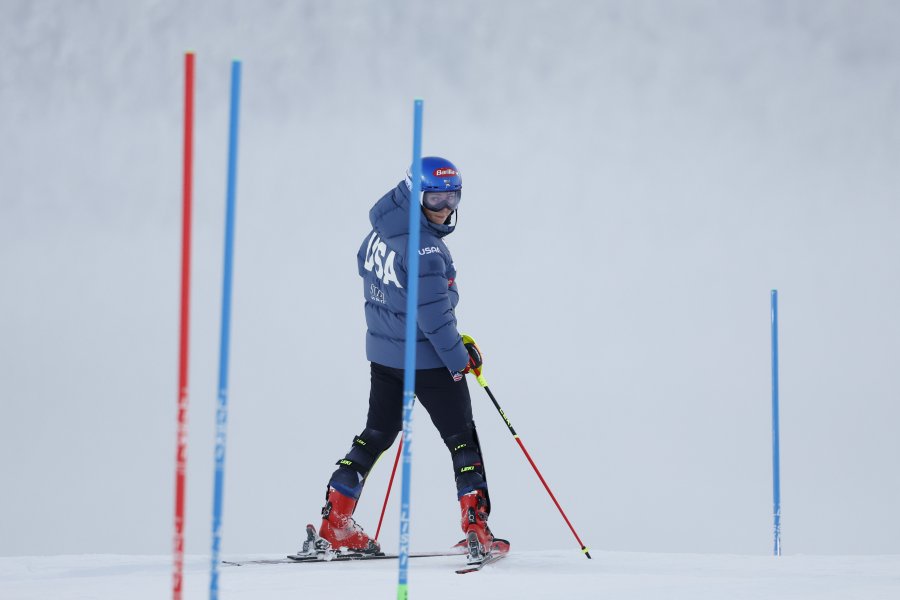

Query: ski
<box><xmin>223</xmin><ymin>524</ymin><xmax>467</xmax><ymax>566</ymax></box>
<box><xmin>455</xmin><ymin>551</ymin><xmax>507</xmax><ymax>574</ymax></box>
<box><xmin>455</xmin><ymin>537</ymin><xmax>510</xmax><ymax>575</ymax></box>
<box><xmin>223</xmin><ymin>550</ymin><xmax>458</xmax><ymax>567</ymax></box>
<box><xmin>223</xmin><ymin>525</ymin><xmax>509</xmax><ymax>571</ymax></box>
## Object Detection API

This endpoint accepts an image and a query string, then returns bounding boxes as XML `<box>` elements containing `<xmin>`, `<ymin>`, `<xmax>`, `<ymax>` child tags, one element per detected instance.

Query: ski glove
<box><xmin>451</xmin><ymin>335</ymin><xmax>483</xmax><ymax>382</ymax></box>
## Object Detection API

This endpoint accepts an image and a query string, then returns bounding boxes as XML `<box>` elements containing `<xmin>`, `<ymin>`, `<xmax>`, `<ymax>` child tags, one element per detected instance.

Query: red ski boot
<box><xmin>459</xmin><ymin>490</ymin><xmax>494</xmax><ymax>562</ymax></box>
<box><xmin>318</xmin><ymin>487</ymin><xmax>380</xmax><ymax>554</ymax></box>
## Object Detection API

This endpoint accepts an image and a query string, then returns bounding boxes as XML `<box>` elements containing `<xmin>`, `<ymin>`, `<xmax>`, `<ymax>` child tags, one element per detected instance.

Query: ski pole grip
<box><xmin>462</xmin><ymin>334</ymin><xmax>489</xmax><ymax>387</ymax></box>
<box><xmin>472</xmin><ymin>367</ymin><xmax>488</xmax><ymax>388</ymax></box>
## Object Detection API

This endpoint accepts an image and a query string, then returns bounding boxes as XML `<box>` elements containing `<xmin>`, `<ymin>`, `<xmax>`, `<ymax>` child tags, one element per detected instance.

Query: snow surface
<box><xmin>2</xmin><ymin>0</ymin><xmax>900</xmax><ymax>569</ymax></box>
<box><xmin>2</xmin><ymin>551</ymin><xmax>899</xmax><ymax>600</ymax></box>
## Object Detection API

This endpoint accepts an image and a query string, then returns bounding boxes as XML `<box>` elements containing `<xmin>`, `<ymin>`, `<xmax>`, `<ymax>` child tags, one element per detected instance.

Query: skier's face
<box><xmin>423</xmin><ymin>206</ymin><xmax>452</xmax><ymax>225</ymax></box>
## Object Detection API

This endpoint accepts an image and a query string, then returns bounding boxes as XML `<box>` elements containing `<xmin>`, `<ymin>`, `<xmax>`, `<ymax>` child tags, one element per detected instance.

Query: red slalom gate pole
<box><xmin>172</xmin><ymin>51</ymin><xmax>194</xmax><ymax>600</ymax></box>
<box><xmin>374</xmin><ymin>438</ymin><xmax>403</xmax><ymax>541</ymax></box>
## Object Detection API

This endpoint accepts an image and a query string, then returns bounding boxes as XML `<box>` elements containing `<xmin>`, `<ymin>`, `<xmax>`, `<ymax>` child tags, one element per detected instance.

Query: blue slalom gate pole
<box><xmin>209</xmin><ymin>60</ymin><xmax>242</xmax><ymax>599</ymax></box>
<box><xmin>397</xmin><ymin>99</ymin><xmax>424</xmax><ymax>600</ymax></box>
<box><xmin>771</xmin><ymin>289</ymin><xmax>782</xmax><ymax>556</ymax></box>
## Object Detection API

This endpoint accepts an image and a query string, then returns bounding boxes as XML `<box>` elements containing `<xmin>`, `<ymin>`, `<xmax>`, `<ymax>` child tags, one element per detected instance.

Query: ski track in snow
<box><xmin>1</xmin><ymin>551</ymin><xmax>899</xmax><ymax>600</ymax></box>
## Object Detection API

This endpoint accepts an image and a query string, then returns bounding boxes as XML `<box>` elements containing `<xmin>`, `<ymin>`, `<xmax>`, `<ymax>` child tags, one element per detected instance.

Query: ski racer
<box><xmin>307</xmin><ymin>156</ymin><xmax>497</xmax><ymax>560</ymax></box>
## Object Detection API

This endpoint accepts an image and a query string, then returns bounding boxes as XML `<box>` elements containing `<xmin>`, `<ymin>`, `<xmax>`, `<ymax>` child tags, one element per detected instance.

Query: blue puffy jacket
<box><xmin>358</xmin><ymin>181</ymin><xmax>469</xmax><ymax>372</ymax></box>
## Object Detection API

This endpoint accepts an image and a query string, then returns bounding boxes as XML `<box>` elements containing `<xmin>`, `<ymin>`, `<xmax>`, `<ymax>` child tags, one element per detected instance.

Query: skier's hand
<box><xmin>462</xmin><ymin>335</ymin><xmax>483</xmax><ymax>372</ymax></box>
<box><xmin>451</xmin><ymin>335</ymin><xmax>483</xmax><ymax>381</ymax></box>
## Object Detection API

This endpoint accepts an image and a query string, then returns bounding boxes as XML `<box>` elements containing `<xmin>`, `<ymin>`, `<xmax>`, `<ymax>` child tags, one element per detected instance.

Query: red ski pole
<box><xmin>463</xmin><ymin>337</ymin><xmax>591</xmax><ymax>559</ymax></box>
<box><xmin>374</xmin><ymin>438</ymin><xmax>403</xmax><ymax>541</ymax></box>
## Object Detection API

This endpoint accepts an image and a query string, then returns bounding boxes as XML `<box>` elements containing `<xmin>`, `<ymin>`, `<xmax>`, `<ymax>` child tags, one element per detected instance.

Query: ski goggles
<box><xmin>422</xmin><ymin>190</ymin><xmax>461</xmax><ymax>212</ymax></box>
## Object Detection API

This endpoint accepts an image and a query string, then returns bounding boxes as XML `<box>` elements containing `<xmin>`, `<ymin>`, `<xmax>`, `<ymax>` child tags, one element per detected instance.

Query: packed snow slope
<box><xmin>2</xmin><ymin>551</ymin><xmax>900</xmax><ymax>600</ymax></box>
<box><xmin>2</xmin><ymin>0</ymin><xmax>899</xmax><ymax>560</ymax></box>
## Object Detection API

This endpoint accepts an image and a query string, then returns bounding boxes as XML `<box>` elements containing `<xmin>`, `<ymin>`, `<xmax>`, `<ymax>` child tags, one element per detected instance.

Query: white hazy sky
<box><xmin>1</xmin><ymin>0</ymin><xmax>898</xmax><ymax>558</ymax></box>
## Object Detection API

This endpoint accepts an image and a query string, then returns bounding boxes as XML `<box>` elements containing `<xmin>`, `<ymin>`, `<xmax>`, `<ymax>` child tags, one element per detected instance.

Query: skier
<box><xmin>307</xmin><ymin>156</ymin><xmax>498</xmax><ymax>561</ymax></box>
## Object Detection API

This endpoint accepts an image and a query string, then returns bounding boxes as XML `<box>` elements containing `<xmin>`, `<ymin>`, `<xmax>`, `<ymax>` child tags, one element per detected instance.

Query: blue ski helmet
<box><xmin>406</xmin><ymin>156</ymin><xmax>462</xmax><ymax>212</ymax></box>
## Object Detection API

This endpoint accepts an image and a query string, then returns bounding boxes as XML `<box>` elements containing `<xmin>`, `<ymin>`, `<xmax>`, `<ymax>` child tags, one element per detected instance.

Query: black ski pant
<box><xmin>328</xmin><ymin>362</ymin><xmax>488</xmax><ymax>502</ymax></box>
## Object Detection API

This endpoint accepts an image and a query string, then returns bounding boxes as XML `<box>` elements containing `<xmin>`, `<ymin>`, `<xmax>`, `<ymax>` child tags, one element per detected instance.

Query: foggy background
<box><xmin>1</xmin><ymin>0</ymin><xmax>898</xmax><ymax>558</ymax></box>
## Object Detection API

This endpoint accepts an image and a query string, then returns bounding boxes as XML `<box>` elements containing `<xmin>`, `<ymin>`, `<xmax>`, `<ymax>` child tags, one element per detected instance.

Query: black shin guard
<box><xmin>328</xmin><ymin>428</ymin><xmax>398</xmax><ymax>499</ymax></box>
<box><xmin>444</xmin><ymin>428</ymin><xmax>489</xmax><ymax>503</ymax></box>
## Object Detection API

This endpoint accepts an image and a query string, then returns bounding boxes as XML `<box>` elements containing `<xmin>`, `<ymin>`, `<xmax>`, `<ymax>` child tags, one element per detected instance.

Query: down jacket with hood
<box><xmin>357</xmin><ymin>181</ymin><xmax>469</xmax><ymax>372</ymax></box>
